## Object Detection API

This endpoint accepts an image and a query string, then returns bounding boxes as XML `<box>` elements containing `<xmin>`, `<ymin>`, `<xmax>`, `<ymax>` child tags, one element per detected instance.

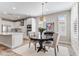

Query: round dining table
<box><xmin>30</xmin><ymin>37</ymin><xmax>53</xmax><ymax>53</ymax></box>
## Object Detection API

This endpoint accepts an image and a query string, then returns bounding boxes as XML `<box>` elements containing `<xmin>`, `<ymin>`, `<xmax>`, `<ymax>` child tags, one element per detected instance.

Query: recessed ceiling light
<box><xmin>12</xmin><ymin>7</ymin><xmax>16</xmax><ymax>10</ymax></box>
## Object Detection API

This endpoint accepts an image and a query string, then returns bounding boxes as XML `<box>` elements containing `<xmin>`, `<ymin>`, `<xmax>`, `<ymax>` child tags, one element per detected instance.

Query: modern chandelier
<box><xmin>40</xmin><ymin>2</ymin><xmax>47</xmax><ymax>21</ymax></box>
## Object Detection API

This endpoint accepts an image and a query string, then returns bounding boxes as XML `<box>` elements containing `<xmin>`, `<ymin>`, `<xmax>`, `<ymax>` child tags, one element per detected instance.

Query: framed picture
<box><xmin>46</xmin><ymin>23</ymin><xmax>54</xmax><ymax>31</ymax></box>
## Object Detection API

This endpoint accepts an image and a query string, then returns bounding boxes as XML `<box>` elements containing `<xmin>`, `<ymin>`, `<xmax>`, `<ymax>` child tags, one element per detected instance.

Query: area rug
<box><xmin>12</xmin><ymin>44</ymin><xmax>69</xmax><ymax>56</ymax></box>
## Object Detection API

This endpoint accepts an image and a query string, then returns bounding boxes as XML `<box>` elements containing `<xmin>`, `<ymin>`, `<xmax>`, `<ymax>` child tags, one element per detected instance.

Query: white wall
<box><xmin>71</xmin><ymin>2</ymin><xmax>79</xmax><ymax>55</ymax></box>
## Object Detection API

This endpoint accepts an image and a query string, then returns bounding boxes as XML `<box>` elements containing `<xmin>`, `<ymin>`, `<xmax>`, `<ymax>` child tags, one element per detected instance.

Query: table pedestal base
<box><xmin>37</xmin><ymin>46</ymin><xmax>48</xmax><ymax>53</ymax></box>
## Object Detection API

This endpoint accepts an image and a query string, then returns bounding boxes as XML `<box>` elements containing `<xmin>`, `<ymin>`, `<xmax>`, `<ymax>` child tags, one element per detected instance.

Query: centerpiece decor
<box><xmin>38</xmin><ymin>27</ymin><xmax>45</xmax><ymax>39</ymax></box>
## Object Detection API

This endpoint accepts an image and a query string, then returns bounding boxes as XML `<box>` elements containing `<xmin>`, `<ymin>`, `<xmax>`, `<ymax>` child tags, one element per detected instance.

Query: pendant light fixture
<box><xmin>40</xmin><ymin>2</ymin><xmax>44</xmax><ymax>21</ymax></box>
<box><xmin>40</xmin><ymin>2</ymin><xmax>46</xmax><ymax>21</ymax></box>
<box><xmin>40</xmin><ymin>2</ymin><xmax>48</xmax><ymax>22</ymax></box>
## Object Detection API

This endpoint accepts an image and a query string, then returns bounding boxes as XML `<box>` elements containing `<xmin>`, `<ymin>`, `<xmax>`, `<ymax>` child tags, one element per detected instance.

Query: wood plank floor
<box><xmin>0</xmin><ymin>39</ymin><xmax>76</xmax><ymax>56</ymax></box>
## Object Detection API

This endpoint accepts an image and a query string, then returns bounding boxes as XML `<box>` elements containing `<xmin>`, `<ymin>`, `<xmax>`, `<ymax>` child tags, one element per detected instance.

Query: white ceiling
<box><xmin>0</xmin><ymin>2</ymin><xmax>74</xmax><ymax>20</ymax></box>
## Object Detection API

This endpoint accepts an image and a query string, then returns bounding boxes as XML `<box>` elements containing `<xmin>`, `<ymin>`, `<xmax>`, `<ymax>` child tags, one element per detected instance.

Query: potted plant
<box><xmin>38</xmin><ymin>27</ymin><xmax>45</xmax><ymax>39</ymax></box>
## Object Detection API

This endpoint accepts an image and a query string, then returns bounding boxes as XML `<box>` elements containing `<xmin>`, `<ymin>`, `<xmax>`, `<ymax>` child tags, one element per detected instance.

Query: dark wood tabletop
<box><xmin>30</xmin><ymin>37</ymin><xmax>53</xmax><ymax>41</ymax></box>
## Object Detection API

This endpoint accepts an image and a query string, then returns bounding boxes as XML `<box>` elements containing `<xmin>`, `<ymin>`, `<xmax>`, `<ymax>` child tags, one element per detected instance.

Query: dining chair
<box><xmin>43</xmin><ymin>33</ymin><xmax>60</xmax><ymax>56</ymax></box>
<box><xmin>28</xmin><ymin>32</ymin><xmax>38</xmax><ymax>50</ymax></box>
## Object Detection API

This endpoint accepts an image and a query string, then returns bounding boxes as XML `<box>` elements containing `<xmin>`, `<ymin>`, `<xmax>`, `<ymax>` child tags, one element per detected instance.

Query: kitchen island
<box><xmin>0</xmin><ymin>32</ymin><xmax>23</xmax><ymax>48</ymax></box>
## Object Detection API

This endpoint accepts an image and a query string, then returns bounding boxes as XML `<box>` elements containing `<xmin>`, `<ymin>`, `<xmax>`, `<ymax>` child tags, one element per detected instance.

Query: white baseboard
<box><xmin>59</xmin><ymin>41</ymin><xmax>71</xmax><ymax>45</ymax></box>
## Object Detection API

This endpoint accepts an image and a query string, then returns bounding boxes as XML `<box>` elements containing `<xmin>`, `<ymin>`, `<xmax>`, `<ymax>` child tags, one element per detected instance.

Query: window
<box><xmin>58</xmin><ymin>16</ymin><xmax>66</xmax><ymax>36</ymax></box>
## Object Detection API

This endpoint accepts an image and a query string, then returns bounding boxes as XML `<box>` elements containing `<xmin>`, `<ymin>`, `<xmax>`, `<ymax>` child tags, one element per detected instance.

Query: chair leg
<box><xmin>44</xmin><ymin>47</ymin><xmax>45</xmax><ymax>53</ymax></box>
<box><xmin>35</xmin><ymin>43</ymin><xmax>36</xmax><ymax>50</ymax></box>
<box><xmin>57</xmin><ymin>45</ymin><xmax>59</xmax><ymax>52</ymax></box>
<box><xmin>54</xmin><ymin>48</ymin><xmax>57</xmax><ymax>56</ymax></box>
<box><xmin>44</xmin><ymin>46</ymin><xmax>45</xmax><ymax>49</ymax></box>
<box><xmin>29</xmin><ymin>42</ymin><xmax>31</xmax><ymax>48</ymax></box>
